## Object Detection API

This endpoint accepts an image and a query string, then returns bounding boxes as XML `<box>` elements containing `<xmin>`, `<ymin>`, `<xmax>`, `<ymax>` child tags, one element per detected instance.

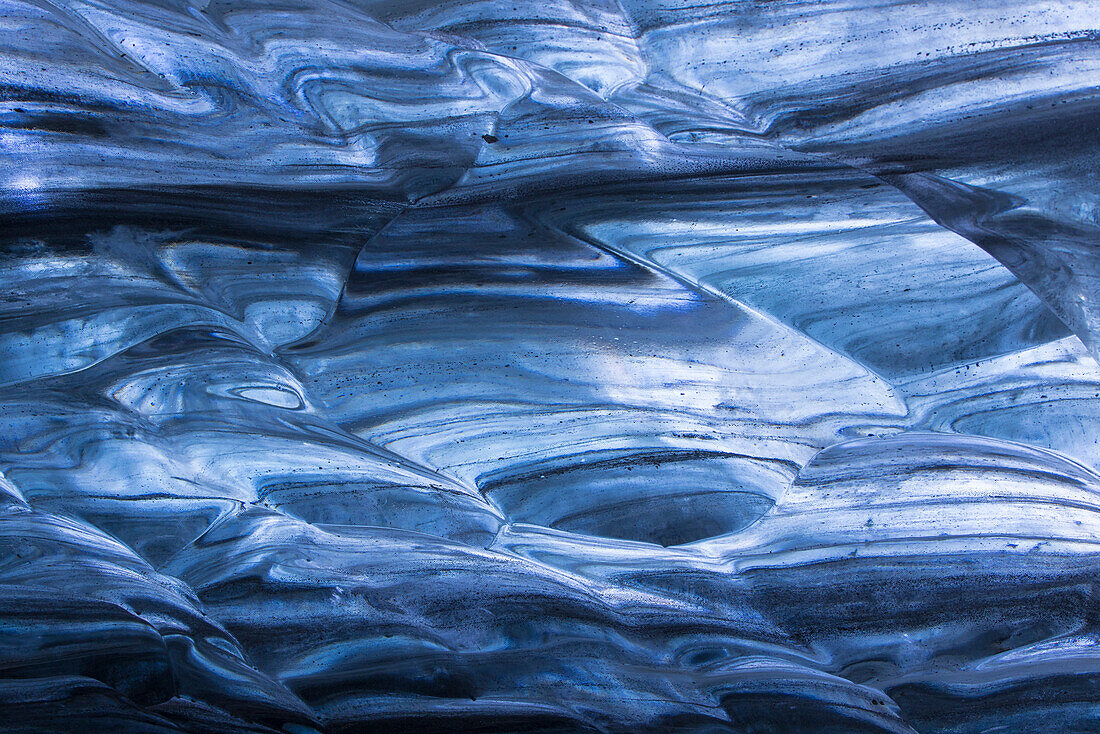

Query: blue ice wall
<box><xmin>0</xmin><ymin>1</ymin><xmax>1098</xmax><ymax>732</ymax></box>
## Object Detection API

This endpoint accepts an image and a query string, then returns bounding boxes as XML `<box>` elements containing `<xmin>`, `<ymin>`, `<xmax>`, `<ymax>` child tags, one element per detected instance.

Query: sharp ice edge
<box><xmin>0</xmin><ymin>1</ymin><xmax>1098</xmax><ymax>732</ymax></box>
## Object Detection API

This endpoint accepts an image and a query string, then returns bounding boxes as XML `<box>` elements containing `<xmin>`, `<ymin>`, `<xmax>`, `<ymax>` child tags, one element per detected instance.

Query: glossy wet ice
<box><xmin>1</xmin><ymin>1</ymin><xmax>1098</xmax><ymax>732</ymax></box>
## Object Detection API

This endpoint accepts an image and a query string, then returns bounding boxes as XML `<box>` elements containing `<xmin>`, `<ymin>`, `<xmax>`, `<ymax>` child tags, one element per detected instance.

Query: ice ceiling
<box><xmin>1</xmin><ymin>1</ymin><xmax>1099</xmax><ymax>732</ymax></box>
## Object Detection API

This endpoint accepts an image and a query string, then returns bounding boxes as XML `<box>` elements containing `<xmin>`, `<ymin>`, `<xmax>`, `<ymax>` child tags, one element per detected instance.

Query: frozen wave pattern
<box><xmin>0</xmin><ymin>0</ymin><xmax>1098</xmax><ymax>732</ymax></box>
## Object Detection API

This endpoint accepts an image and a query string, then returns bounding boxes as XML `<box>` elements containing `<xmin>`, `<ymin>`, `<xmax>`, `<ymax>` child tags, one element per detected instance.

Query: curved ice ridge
<box><xmin>0</xmin><ymin>0</ymin><xmax>1098</xmax><ymax>732</ymax></box>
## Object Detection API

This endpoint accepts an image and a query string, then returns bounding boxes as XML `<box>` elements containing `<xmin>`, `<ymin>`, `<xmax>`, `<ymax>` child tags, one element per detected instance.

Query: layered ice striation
<box><xmin>0</xmin><ymin>0</ymin><xmax>1098</xmax><ymax>732</ymax></box>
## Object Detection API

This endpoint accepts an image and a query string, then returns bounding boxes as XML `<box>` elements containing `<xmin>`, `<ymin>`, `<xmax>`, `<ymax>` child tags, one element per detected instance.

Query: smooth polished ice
<box><xmin>0</xmin><ymin>1</ymin><xmax>1097</xmax><ymax>732</ymax></box>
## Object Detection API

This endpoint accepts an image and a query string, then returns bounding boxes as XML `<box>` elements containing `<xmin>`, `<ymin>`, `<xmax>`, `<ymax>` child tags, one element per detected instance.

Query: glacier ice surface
<box><xmin>0</xmin><ymin>0</ymin><xmax>1099</xmax><ymax>731</ymax></box>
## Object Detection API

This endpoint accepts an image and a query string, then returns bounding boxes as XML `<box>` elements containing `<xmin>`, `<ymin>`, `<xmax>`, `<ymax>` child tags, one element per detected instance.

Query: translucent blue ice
<box><xmin>0</xmin><ymin>1</ymin><xmax>1098</xmax><ymax>731</ymax></box>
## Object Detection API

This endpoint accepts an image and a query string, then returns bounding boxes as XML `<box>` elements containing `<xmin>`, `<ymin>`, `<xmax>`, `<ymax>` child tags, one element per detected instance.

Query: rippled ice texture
<box><xmin>1</xmin><ymin>1</ymin><xmax>1099</xmax><ymax>732</ymax></box>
